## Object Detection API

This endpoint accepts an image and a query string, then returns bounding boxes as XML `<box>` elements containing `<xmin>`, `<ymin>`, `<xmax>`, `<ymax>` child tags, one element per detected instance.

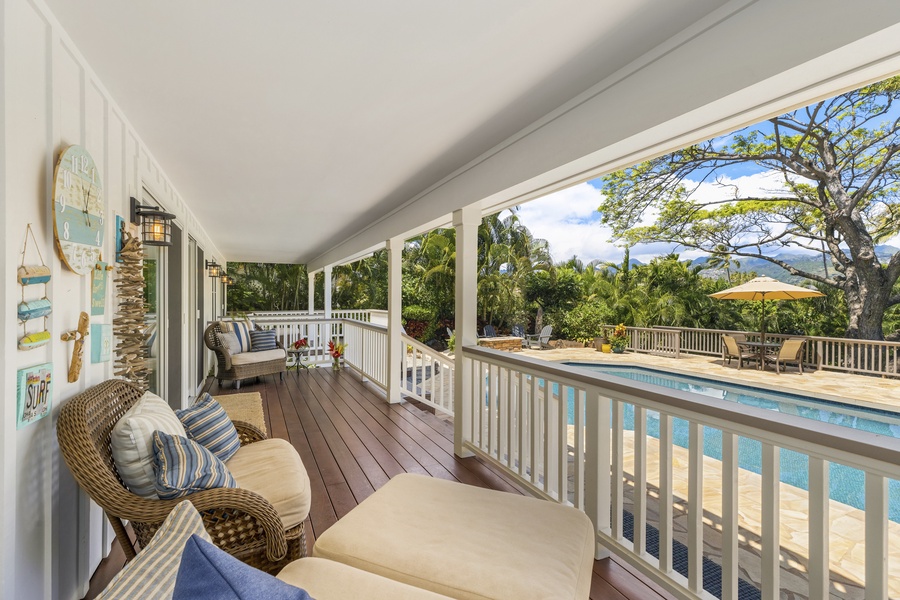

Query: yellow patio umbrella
<box><xmin>708</xmin><ymin>276</ymin><xmax>824</xmax><ymax>345</ymax></box>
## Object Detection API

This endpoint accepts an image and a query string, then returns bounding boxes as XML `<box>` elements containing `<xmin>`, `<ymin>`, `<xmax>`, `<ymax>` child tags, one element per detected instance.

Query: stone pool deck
<box><xmin>520</xmin><ymin>347</ymin><xmax>899</xmax><ymax>599</ymax></box>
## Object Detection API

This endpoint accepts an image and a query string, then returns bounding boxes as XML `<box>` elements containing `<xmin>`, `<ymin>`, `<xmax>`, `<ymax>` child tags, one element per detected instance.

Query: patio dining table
<box><xmin>737</xmin><ymin>340</ymin><xmax>781</xmax><ymax>370</ymax></box>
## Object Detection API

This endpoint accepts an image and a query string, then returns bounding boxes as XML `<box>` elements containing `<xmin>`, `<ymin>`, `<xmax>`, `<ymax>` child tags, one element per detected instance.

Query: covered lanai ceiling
<box><xmin>42</xmin><ymin>1</ymin><xmax>900</xmax><ymax>266</ymax></box>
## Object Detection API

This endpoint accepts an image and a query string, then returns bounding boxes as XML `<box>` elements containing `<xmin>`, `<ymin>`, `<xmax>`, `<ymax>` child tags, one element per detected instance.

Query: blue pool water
<box><xmin>562</xmin><ymin>363</ymin><xmax>900</xmax><ymax>522</ymax></box>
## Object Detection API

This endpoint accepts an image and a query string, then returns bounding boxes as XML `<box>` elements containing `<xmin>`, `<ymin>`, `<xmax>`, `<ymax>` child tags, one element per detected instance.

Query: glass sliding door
<box><xmin>142</xmin><ymin>244</ymin><xmax>163</xmax><ymax>396</ymax></box>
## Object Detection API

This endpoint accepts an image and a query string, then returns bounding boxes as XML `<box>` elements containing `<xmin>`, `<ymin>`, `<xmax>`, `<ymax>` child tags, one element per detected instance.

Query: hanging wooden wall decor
<box><xmin>17</xmin><ymin>224</ymin><xmax>52</xmax><ymax>351</ymax></box>
<box><xmin>113</xmin><ymin>227</ymin><xmax>150</xmax><ymax>391</ymax></box>
<box><xmin>60</xmin><ymin>312</ymin><xmax>90</xmax><ymax>382</ymax></box>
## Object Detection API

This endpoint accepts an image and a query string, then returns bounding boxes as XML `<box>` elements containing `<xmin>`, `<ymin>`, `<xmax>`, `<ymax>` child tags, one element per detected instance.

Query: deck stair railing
<box><xmin>459</xmin><ymin>345</ymin><xmax>900</xmax><ymax>600</ymax></box>
<box><xmin>612</xmin><ymin>325</ymin><xmax>900</xmax><ymax>378</ymax></box>
<box><xmin>400</xmin><ymin>334</ymin><xmax>454</xmax><ymax>415</ymax></box>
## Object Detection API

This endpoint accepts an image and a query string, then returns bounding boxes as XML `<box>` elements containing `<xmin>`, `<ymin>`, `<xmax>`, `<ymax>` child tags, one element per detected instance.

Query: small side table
<box><xmin>287</xmin><ymin>347</ymin><xmax>311</xmax><ymax>375</ymax></box>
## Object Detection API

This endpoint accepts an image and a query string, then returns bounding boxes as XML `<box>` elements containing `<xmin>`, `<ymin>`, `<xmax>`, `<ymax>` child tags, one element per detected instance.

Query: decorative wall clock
<box><xmin>52</xmin><ymin>145</ymin><xmax>104</xmax><ymax>275</ymax></box>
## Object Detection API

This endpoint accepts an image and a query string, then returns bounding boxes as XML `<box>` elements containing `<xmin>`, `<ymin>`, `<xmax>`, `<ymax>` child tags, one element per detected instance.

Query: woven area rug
<box><xmin>214</xmin><ymin>392</ymin><xmax>267</xmax><ymax>435</ymax></box>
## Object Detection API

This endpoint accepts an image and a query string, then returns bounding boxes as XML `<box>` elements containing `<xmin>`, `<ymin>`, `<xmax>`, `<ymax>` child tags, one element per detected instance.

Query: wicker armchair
<box><xmin>204</xmin><ymin>321</ymin><xmax>286</xmax><ymax>389</ymax></box>
<box><xmin>56</xmin><ymin>379</ymin><xmax>306</xmax><ymax>574</ymax></box>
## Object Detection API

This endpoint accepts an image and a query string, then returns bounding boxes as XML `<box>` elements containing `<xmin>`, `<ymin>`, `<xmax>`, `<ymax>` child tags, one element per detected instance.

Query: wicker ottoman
<box><xmin>312</xmin><ymin>474</ymin><xmax>594</xmax><ymax>600</ymax></box>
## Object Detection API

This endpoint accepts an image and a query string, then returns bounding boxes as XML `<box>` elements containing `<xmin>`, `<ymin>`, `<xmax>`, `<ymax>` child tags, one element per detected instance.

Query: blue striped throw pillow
<box><xmin>176</xmin><ymin>394</ymin><xmax>241</xmax><ymax>462</ymax></box>
<box><xmin>96</xmin><ymin>501</ymin><xmax>212</xmax><ymax>599</ymax></box>
<box><xmin>152</xmin><ymin>431</ymin><xmax>237</xmax><ymax>500</ymax></box>
<box><xmin>249</xmin><ymin>329</ymin><xmax>277</xmax><ymax>352</ymax></box>
<box><xmin>232</xmin><ymin>321</ymin><xmax>252</xmax><ymax>352</ymax></box>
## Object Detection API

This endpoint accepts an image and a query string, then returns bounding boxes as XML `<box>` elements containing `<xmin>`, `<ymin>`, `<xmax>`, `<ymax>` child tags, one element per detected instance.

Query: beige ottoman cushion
<box><xmin>226</xmin><ymin>438</ymin><xmax>311</xmax><ymax>529</ymax></box>
<box><xmin>313</xmin><ymin>473</ymin><xmax>594</xmax><ymax>600</ymax></box>
<box><xmin>278</xmin><ymin>557</ymin><xmax>453</xmax><ymax>600</ymax></box>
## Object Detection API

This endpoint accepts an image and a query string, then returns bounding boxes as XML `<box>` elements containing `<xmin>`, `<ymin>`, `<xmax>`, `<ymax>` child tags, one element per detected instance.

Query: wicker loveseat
<box><xmin>204</xmin><ymin>320</ymin><xmax>287</xmax><ymax>389</ymax></box>
<box><xmin>56</xmin><ymin>379</ymin><xmax>308</xmax><ymax>574</ymax></box>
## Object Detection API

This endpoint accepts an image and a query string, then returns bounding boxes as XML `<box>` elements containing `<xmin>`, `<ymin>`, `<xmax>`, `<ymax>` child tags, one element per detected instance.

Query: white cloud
<box><xmin>682</xmin><ymin>170</ymin><xmax>795</xmax><ymax>204</ymax></box>
<box><xmin>514</xmin><ymin>183</ymin><xmax>684</xmax><ymax>264</ymax></box>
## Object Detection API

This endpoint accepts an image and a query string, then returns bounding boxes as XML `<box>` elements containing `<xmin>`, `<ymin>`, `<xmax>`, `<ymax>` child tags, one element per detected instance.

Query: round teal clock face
<box><xmin>52</xmin><ymin>145</ymin><xmax>105</xmax><ymax>275</ymax></box>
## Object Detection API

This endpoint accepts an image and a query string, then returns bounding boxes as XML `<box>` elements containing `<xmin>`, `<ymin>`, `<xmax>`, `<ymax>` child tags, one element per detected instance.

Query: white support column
<box><xmin>323</xmin><ymin>265</ymin><xmax>333</xmax><ymax>319</ymax></box>
<box><xmin>307</xmin><ymin>271</ymin><xmax>315</xmax><ymax>315</ymax></box>
<box><xmin>453</xmin><ymin>204</ymin><xmax>479</xmax><ymax>458</ymax></box>
<box><xmin>386</xmin><ymin>236</ymin><xmax>403</xmax><ymax>404</ymax></box>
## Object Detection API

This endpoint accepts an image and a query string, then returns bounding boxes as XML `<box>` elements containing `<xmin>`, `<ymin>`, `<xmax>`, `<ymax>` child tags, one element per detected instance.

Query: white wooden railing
<box><xmin>248</xmin><ymin>309</ymin><xmax>374</xmax><ymax>322</ymax></box>
<box><xmin>343</xmin><ymin>320</ymin><xmax>389</xmax><ymax>390</ymax></box>
<box><xmin>261</xmin><ymin>318</ymin><xmax>346</xmax><ymax>365</ymax></box>
<box><xmin>614</xmin><ymin>325</ymin><xmax>900</xmax><ymax>378</ymax></box>
<box><xmin>460</xmin><ymin>345</ymin><xmax>900</xmax><ymax>600</ymax></box>
<box><xmin>249</xmin><ymin>314</ymin><xmax>453</xmax><ymax>406</ymax></box>
<box><xmin>401</xmin><ymin>334</ymin><xmax>454</xmax><ymax>415</ymax></box>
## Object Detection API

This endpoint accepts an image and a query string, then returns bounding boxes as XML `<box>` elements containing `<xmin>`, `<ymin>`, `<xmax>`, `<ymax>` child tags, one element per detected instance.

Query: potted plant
<box><xmin>328</xmin><ymin>339</ymin><xmax>347</xmax><ymax>371</ymax></box>
<box><xmin>609</xmin><ymin>324</ymin><xmax>628</xmax><ymax>353</ymax></box>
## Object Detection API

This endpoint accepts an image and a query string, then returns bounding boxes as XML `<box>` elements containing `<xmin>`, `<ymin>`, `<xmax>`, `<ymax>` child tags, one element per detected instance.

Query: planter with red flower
<box><xmin>609</xmin><ymin>324</ymin><xmax>628</xmax><ymax>353</ymax></box>
<box><xmin>328</xmin><ymin>339</ymin><xmax>347</xmax><ymax>371</ymax></box>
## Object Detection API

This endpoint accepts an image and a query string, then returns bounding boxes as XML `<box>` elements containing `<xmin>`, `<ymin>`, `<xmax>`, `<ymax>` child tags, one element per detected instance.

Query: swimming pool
<box><xmin>562</xmin><ymin>363</ymin><xmax>900</xmax><ymax>522</ymax></box>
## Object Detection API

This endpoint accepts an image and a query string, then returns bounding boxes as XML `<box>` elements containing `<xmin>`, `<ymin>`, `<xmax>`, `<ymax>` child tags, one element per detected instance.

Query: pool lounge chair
<box><xmin>526</xmin><ymin>325</ymin><xmax>553</xmax><ymax>350</ymax></box>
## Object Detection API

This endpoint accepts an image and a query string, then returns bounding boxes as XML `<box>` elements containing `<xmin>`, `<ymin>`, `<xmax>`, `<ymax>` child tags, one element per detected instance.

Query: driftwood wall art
<box><xmin>113</xmin><ymin>228</ymin><xmax>150</xmax><ymax>391</ymax></box>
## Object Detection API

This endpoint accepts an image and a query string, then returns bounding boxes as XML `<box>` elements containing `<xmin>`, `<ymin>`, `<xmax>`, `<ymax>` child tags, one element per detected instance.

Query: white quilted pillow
<box><xmin>111</xmin><ymin>392</ymin><xmax>187</xmax><ymax>498</ymax></box>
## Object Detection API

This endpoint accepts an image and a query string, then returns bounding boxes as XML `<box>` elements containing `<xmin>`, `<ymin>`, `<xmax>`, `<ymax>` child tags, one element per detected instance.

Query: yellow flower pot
<box><xmin>601</xmin><ymin>343</ymin><xmax>611</xmax><ymax>353</ymax></box>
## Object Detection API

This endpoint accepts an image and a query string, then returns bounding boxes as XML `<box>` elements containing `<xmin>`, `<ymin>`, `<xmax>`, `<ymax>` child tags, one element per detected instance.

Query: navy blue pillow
<box><xmin>173</xmin><ymin>535</ymin><xmax>314</xmax><ymax>600</ymax></box>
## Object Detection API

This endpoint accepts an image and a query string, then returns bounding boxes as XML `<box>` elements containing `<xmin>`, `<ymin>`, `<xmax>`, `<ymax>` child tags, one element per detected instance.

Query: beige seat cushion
<box><xmin>231</xmin><ymin>347</ymin><xmax>285</xmax><ymax>365</ymax></box>
<box><xmin>226</xmin><ymin>438</ymin><xmax>310</xmax><ymax>529</ymax></box>
<box><xmin>313</xmin><ymin>473</ymin><xmax>594</xmax><ymax>600</ymax></box>
<box><xmin>278</xmin><ymin>558</ymin><xmax>453</xmax><ymax>600</ymax></box>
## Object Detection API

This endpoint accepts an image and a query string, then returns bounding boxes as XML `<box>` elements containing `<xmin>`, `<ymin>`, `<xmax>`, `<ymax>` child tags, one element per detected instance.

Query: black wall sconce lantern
<box><xmin>206</xmin><ymin>260</ymin><xmax>222</xmax><ymax>278</ymax></box>
<box><xmin>221</xmin><ymin>273</ymin><xmax>235</xmax><ymax>285</ymax></box>
<box><xmin>130</xmin><ymin>197</ymin><xmax>176</xmax><ymax>246</ymax></box>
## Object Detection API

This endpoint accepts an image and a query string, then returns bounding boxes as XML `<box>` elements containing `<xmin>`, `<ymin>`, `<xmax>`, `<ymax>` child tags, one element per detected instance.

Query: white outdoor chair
<box><xmin>526</xmin><ymin>326</ymin><xmax>553</xmax><ymax>350</ymax></box>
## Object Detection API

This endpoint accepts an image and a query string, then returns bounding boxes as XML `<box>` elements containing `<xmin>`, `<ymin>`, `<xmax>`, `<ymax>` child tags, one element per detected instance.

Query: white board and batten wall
<box><xmin>1</xmin><ymin>0</ymin><xmax>224</xmax><ymax>598</ymax></box>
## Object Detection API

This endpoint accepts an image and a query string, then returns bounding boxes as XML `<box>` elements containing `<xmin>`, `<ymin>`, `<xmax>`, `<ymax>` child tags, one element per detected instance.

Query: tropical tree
<box><xmin>599</xmin><ymin>76</ymin><xmax>900</xmax><ymax>340</ymax></box>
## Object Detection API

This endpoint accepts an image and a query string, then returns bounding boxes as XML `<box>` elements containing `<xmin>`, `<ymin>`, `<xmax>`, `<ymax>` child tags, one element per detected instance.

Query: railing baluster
<box><xmin>558</xmin><ymin>384</ymin><xmax>568</xmax><ymax>504</ymax></box>
<box><xmin>687</xmin><ymin>422</ymin><xmax>703</xmax><ymax>595</ymax></box>
<box><xmin>573</xmin><ymin>388</ymin><xmax>585</xmax><ymax>511</ymax></box>
<box><xmin>721</xmin><ymin>431</ymin><xmax>739</xmax><ymax>600</ymax></box>
<box><xmin>517</xmin><ymin>371</ymin><xmax>526</xmax><ymax>478</ymax></box>
<box><xmin>547</xmin><ymin>380</ymin><xmax>559</xmax><ymax>498</ymax></box>
<box><xmin>633</xmin><ymin>406</ymin><xmax>647</xmax><ymax>557</ymax></box>
<box><xmin>865</xmin><ymin>471</ymin><xmax>888</xmax><ymax>600</ymax></box>
<box><xmin>761</xmin><ymin>443</ymin><xmax>780</xmax><ymax>600</ymax></box>
<box><xmin>808</xmin><ymin>456</ymin><xmax>829</xmax><ymax>599</ymax></box>
<box><xmin>658</xmin><ymin>412</ymin><xmax>674</xmax><ymax>575</ymax></box>
<box><xmin>500</xmin><ymin>367</ymin><xmax>509</xmax><ymax>466</ymax></box>
<box><xmin>611</xmin><ymin>401</ymin><xmax>624</xmax><ymax>542</ymax></box>
<box><xmin>530</xmin><ymin>374</ymin><xmax>539</xmax><ymax>486</ymax></box>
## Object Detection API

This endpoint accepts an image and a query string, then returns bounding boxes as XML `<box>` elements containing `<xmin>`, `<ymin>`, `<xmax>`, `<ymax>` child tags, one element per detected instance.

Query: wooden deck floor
<box><xmin>209</xmin><ymin>367</ymin><xmax>676</xmax><ymax>600</ymax></box>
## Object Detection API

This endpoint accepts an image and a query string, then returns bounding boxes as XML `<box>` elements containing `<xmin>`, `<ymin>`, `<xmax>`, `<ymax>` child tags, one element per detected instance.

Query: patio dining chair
<box><xmin>721</xmin><ymin>334</ymin><xmax>757</xmax><ymax>370</ymax></box>
<box><xmin>526</xmin><ymin>325</ymin><xmax>553</xmax><ymax>350</ymax></box>
<box><xmin>764</xmin><ymin>338</ymin><xmax>807</xmax><ymax>374</ymax></box>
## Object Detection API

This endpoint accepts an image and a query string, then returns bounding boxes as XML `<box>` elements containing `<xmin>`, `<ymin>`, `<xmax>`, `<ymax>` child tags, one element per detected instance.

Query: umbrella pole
<box><xmin>760</xmin><ymin>297</ymin><xmax>766</xmax><ymax>346</ymax></box>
